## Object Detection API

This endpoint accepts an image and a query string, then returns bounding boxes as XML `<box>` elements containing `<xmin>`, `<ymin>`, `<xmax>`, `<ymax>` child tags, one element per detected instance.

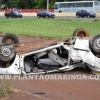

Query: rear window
<box><xmin>77</xmin><ymin>10</ymin><xmax>86</xmax><ymax>13</ymax></box>
<box><xmin>77</xmin><ymin>10</ymin><xmax>81</xmax><ymax>13</ymax></box>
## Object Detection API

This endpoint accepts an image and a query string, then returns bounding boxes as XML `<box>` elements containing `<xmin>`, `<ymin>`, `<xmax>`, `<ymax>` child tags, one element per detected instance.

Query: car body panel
<box><xmin>76</xmin><ymin>10</ymin><xmax>96</xmax><ymax>18</ymax></box>
<box><xmin>5</xmin><ymin>10</ymin><xmax>23</xmax><ymax>18</ymax></box>
<box><xmin>37</xmin><ymin>10</ymin><xmax>55</xmax><ymax>18</ymax></box>
<box><xmin>0</xmin><ymin>55</ymin><xmax>21</xmax><ymax>74</ymax></box>
<box><xmin>0</xmin><ymin>37</ymin><xmax>100</xmax><ymax>74</ymax></box>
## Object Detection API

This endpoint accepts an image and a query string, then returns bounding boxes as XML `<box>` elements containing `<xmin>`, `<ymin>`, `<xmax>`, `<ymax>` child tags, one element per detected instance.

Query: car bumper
<box><xmin>90</xmin><ymin>14</ymin><xmax>96</xmax><ymax>17</ymax></box>
<box><xmin>49</xmin><ymin>15</ymin><xmax>55</xmax><ymax>18</ymax></box>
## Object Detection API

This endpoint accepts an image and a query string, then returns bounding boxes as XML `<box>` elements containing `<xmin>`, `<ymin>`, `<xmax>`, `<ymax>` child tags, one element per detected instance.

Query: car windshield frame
<box><xmin>12</xmin><ymin>11</ymin><xmax>20</xmax><ymax>14</ymax></box>
<box><xmin>39</xmin><ymin>10</ymin><xmax>51</xmax><ymax>14</ymax></box>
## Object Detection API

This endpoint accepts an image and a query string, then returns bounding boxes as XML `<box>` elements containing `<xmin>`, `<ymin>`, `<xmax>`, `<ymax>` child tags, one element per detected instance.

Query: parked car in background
<box><xmin>5</xmin><ymin>10</ymin><xmax>23</xmax><ymax>18</ymax></box>
<box><xmin>37</xmin><ymin>10</ymin><xmax>55</xmax><ymax>18</ymax></box>
<box><xmin>76</xmin><ymin>10</ymin><xmax>96</xmax><ymax>18</ymax></box>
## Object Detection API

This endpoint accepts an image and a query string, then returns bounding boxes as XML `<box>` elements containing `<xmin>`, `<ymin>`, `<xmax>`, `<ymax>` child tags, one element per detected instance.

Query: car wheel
<box><xmin>87</xmin><ymin>15</ymin><xmax>90</xmax><ymax>18</ymax></box>
<box><xmin>59</xmin><ymin>11</ymin><xmax>62</xmax><ymax>13</ymax></box>
<box><xmin>51</xmin><ymin>15</ymin><xmax>54</xmax><ymax>18</ymax></box>
<box><xmin>0</xmin><ymin>43</ymin><xmax>16</xmax><ymax>62</ymax></box>
<box><xmin>20</xmin><ymin>15</ymin><xmax>22</xmax><ymax>18</ymax></box>
<box><xmin>73</xmin><ymin>28</ymin><xmax>89</xmax><ymax>38</ymax></box>
<box><xmin>89</xmin><ymin>34</ymin><xmax>100</xmax><ymax>54</ymax></box>
<box><xmin>6</xmin><ymin>16</ymin><xmax>9</xmax><ymax>18</ymax></box>
<box><xmin>2</xmin><ymin>33</ymin><xmax>19</xmax><ymax>44</ymax></box>
<box><xmin>37</xmin><ymin>16</ymin><xmax>40</xmax><ymax>18</ymax></box>
<box><xmin>76</xmin><ymin>15</ymin><xmax>79</xmax><ymax>18</ymax></box>
<box><xmin>47</xmin><ymin>15</ymin><xmax>50</xmax><ymax>18</ymax></box>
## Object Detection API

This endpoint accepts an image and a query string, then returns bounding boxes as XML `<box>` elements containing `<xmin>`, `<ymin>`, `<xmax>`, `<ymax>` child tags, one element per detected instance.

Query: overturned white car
<box><xmin>0</xmin><ymin>28</ymin><xmax>100</xmax><ymax>75</ymax></box>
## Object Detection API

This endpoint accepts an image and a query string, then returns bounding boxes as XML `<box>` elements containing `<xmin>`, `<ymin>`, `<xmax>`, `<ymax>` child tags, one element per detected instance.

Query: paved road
<box><xmin>0</xmin><ymin>15</ymin><xmax>100</xmax><ymax>20</ymax></box>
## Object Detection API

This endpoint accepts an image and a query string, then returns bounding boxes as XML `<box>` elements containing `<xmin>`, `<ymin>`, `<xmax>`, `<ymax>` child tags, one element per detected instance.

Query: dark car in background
<box><xmin>5</xmin><ymin>10</ymin><xmax>23</xmax><ymax>18</ymax></box>
<box><xmin>37</xmin><ymin>10</ymin><xmax>55</xmax><ymax>18</ymax></box>
<box><xmin>76</xmin><ymin>10</ymin><xmax>96</xmax><ymax>18</ymax></box>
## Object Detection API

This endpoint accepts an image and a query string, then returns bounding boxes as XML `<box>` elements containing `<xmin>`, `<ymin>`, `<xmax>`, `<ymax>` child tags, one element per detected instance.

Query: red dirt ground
<box><xmin>16</xmin><ymin>35</ymin><xmax>62</xmax><ymax>54</ymax></box>
<box><xmin>0</xmin><ymin>35</ymin><xmax>100</xmax><ymax>100</ymax></box>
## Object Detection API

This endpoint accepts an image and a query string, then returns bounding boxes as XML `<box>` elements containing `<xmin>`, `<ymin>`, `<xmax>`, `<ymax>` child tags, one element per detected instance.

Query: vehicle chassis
<box><xmin>0</xmin><ymin>36</ymin><xmax>100</xmax><ymax>75</ymax></box>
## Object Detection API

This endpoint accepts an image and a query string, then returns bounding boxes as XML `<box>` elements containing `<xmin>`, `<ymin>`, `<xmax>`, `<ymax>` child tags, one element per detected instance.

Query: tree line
<box><xmin>0</xmin><ymin>0</ymin><xmax>100</xmax><ymax>9</ymax></box>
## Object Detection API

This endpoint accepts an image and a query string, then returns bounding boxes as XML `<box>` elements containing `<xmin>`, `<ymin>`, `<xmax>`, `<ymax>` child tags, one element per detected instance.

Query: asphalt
<box><xmin>0</xmin><ymin>12</ymin><xmax>100</xmax><ymax>20</ymax></box>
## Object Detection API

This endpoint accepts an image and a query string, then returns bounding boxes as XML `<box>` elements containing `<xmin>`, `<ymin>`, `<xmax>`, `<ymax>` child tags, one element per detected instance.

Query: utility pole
<box><xmin>47</xmin><ymin>0</ymin><xmax>49</xmax><ymax>10</ymax></box>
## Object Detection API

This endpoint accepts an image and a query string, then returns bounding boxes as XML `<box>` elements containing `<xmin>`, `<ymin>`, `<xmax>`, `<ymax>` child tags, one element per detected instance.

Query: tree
<box><xmin>1</xmin><ymin>0</ymin><xmax>100</xmax><ymax>9</ymax></box>
<box><xmin>18</xmin><ymin>0</ymin><xmax>34</xmax><ymax>9</ymax></box>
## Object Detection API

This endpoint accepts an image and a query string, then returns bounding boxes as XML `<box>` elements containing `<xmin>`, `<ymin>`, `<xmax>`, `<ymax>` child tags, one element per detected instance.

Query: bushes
<box><xmin>0</xmin><ymin>81</ymin><xmax>13</xmax><ymax>97</ymax></box>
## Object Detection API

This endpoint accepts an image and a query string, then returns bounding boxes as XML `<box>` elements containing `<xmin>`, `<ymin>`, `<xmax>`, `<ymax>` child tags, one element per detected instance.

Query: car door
<box><xmin>78</xmin><ymin>10</ymin><xmax>83</xmax><ymax>16</ymax></box>
<box><xmin>11</xmin><ymin>11</ymin><xmax>15</xmax><ymax>17</ymax></box>
<box><xmin>38</xmin><ymin>11</ymin><xmax>42</xmax><ymax>17</ymax></box>
<box><xmin>81</xmin><ymin>10</ymin><xmax>85</xmax><ymax>16</ymax></box>
<box><xmin>83</xmin><ymin>10</ymin><xmax>87</xmax><ymax>17</ymax></box>
<box><xmin>42</xmin><ymin>11</ymin><xmax>46</xmax><ymax>17</ymax></box>
<box><xmin>85</xmin><ymin>11</ymin><xmax>89</xmax><ymax>17</ymax></box>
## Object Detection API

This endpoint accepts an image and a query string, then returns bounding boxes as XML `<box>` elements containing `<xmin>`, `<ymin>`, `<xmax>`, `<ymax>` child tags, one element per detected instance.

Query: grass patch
<box><xmin>0</xmin><ymin>18</ymin><xmax>99</xmax><ymax>38</ymax></box>
<box><xmin>0</xmin><ymin>81</ymin><xmax>13</xmax><ymax>97</ymax></box>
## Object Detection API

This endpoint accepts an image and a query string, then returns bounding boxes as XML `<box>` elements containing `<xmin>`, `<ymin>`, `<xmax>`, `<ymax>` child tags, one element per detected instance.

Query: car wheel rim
<box><xmin>77</xmin><ymin>15</ymin><xmax>79</xmax><ymax>17</ymax></box>
<box><xmin>88</xmin><ymin>15</ymin><xmax>90</xmax><ymax>18</ymax></box>
<box><xmin>95</xmin><ymin>38</ymin><xmax>100</xmax><ymax>48</ymax></box>
<box><xmin>1</xmin><ymin>46</ymin><xmax>11</xmax><ymax>57</ymax></box>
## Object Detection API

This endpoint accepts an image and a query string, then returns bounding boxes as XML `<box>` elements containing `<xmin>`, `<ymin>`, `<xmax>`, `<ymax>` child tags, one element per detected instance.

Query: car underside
<box><xmin>0</xmin><ymin>28</ymin><xmax>100</xmax><ymax>75</ymax></box>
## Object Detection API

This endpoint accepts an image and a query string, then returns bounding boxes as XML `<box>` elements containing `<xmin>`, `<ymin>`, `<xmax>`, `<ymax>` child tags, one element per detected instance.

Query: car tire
<box><xmin>0</xmin><ymin>43</ymin><xmax>16</xmax><ymax>62</ymax></box>
<box><xmin>76</xmin><ymin>15</ymin><xmax>79</xmax><ymax>18</ymax></box>
<box><xmin>51</xmin><ymin>15</ymin><xmax>55</xmax><ymax>18</ymax></box>
<box><xmin>47</xmin><ymin>15</ymin><xmax>50</xmax><ymax>18</ymax></box>
<box><xmin>20</xmin><ymin>15</ymin><xmax>22</xmax><ymax>18</ymax></box>
<box><xmin>37</xmin><ymin>16</ymin><xmax>40</xmax><ymax>18</ymax></box>
<box><xmin>87</xmin><ymin>15</ymin><xmax>90</xmax><ymax>18</ymax></box>
<box><xmin>73</xmin><ymin>28</ymin><xmax>89</xmax><ymax>38</ymax></box>
<box><xmin>93</xmin><ymin>16</ymin><xmax>95</xmax><ymax>18</ymax></box>
<box><xmin>59</xmin><ymin>11</ymin><xmax>62</xmax><ymax>13</ymax></box>
<box><xmin>2</xmin><ymin>33</ymin><xmax>19</xmax><ymax>44</ymax></box>
<box><xmin>89</xmin><ymin>34</ymin><xmax>100</xmax><ymax>54</ymax></box>
<box><xmin>6</xmin><ymin>16</ymin><xmax>9</xmax><ymax>18</ymax></box>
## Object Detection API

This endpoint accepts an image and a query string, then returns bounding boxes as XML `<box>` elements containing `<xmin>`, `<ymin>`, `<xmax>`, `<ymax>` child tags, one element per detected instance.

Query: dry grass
<box><xmin>0</xmin><ymin>81</ymin><xmax>13</xmax><ymax>97</ymax></box>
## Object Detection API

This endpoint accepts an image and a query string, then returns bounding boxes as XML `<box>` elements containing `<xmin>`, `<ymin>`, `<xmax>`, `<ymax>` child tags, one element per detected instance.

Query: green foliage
<box><xmin>2</xmin><ymin>0</ymin><xmax>100</xmax><ymax>9</ymax></box>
